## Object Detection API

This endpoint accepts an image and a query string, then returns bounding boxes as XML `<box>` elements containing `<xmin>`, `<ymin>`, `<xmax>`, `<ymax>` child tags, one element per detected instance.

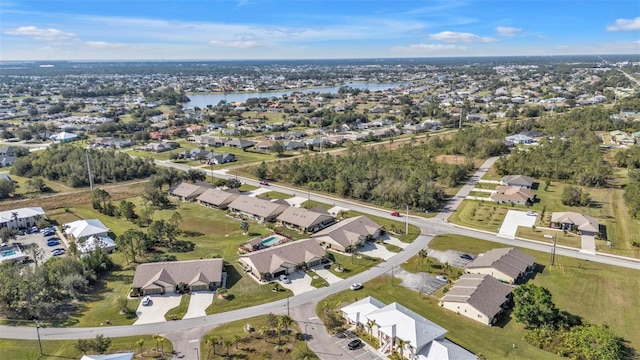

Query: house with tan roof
<box><xmin>489</xmin><ymin>186</ymin><xmax>534</xmax><ymax>205</ymax></box>
<box><xmin>228</xmin><ymin>195</ymin><xmax>289</xmax><ymax>222</ymax></box>
<box><xmin>311</xmin><ymin>215</ymin><xmax>381</xmax><ymax>252</ymax></box>
<box><xmin>131</xmin><ymin>258</ymin><xmax>224</xmax><ymax>296</ymax></box>
<box><xmin>499</xmin><ymin>175</ymin><xmax>535</xmax><ymax>189</ymax></box>
<box><xmin>196</xmin><ymin>188</ymin><xmax>240</xmax><ymax>210</ymax></box>
<box><xmin>439</xmin><ymin>273</ymin><xmax>513</xmax><ymax>326</ymax></box>
<box><xmin>550</xmin><ymin>211</ymin><xmax>599</xmax><ymax>236</ymax></box>
<box><xmin>341</xmin><ymin>297</ymin><xmax>477</xmax><ymax>359</ymax></box>
<box><xmin>238</xmin><ymin>239</ymin><xmax>326</xmax><ymax>281</ymax></box>
<box><xmin>466</xmin><ymin>247</ymin><xmax>535</xmax><ymax>284</ymax></box>
<box><xmin>276</xmin><ymin>207</ymin><xmax>335</xmax><ymax>233</ymax></box>
<box><xmin>168</xmin><ymin>182</ymin><xmax>209</xmax><ymax>202</ymax></box>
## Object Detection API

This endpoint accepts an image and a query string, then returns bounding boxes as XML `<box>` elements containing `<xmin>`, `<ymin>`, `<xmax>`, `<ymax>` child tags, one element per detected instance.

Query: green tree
<box><xmin>136</xmin><ymin>338</ymin><xmax>145</xmax><ymax>355</ymax></box>
<box><xmin>254</xmin><ymin>161</ymin><xmax>269</xmax><ymax>180</ymax></box>
<box><xmin>561</xmin><ymin>185</ymin><xmax>591</xmax><ymax>207</ymax></box>
<box><xmin>271</xmin><ymin>141</ymin><xmax>285</xmax><ymax>157</ymax></box>
<box><xmin>0</xmin><ymin>228</ymin><xmax>17</xmax><ymax>244</ymax></box>
<box><xmin>119</xmin><ymin>200</ymin><xmax>136</xmax><ymax>221</ymax></box>
<box><xmin>25</xmin><ymin>177</ymin><xmax>47</xmax><ymax>192</ymax></box>
<box><xmin>240</xmin><ymin>220</ymin><xmax>249</xmax><ymax>235</ymax></box>
<box><xmin>512</xmin><ymin>284</ymin><xmax>560</xmax><ymax>329</ymax></box>
<box><xmin>185</xmin><ymin>169</ymin><xmax>206</xmax><ymax>183</ymax></box>
<box><xmin>0</xmin><ymin>179</ymin><xmax>16</xmax><ymax>200</ymax></box>
<box><xmin>557</xmin><ymin>324</ymin><xmax>626</xmax><ymax>360</ymax></box>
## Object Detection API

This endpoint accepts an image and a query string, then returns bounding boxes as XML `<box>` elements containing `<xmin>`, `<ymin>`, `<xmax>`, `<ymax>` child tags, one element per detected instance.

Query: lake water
<box><xmin>184</xmin><ymin>82</ymin><xmax>408</xmax><ymax>109</ymax></box>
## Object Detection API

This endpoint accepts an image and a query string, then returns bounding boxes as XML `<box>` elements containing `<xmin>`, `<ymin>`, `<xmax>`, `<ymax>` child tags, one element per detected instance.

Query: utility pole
<box><xmin>86</xmin><ymin>150</ymin><xmax>94</xmax><ymax>192</ymax></box>
<box><xmin>35</xmin><ymin>320</ymin><xmax>43</xmax><ymax>355</ymax></box>
<box><xmin>551</xmin><ymin>234</ymin><xmax>557</xmax><ymax>265</ymax></box>
<box><xmin>391</xmin><ymin>265</ymin><xmax>394</xmax><ymax>286</ymax></box>
<box><xmin>286</xmin><ymin>292</ymin><xmax>290</xmax><ymax>317</ymax></box>
<box><xmin>405</xmin><ymin>204</ymin><xmax>409</xmax><ymax>235</ymax></box>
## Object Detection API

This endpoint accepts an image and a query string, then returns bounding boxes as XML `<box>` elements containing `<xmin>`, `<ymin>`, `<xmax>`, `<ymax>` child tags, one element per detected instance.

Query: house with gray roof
<box><xmin>311</xmin><ymin>215</ymin><xmax>381</xmax><ymax>252</ymax></box>
<box><xmin>224</xmin><ymin>138</ymin><xmax>255</xmax><ymax>149</ymax></box>
<box><xmin>499</xmin><ymin>175</ymin><xmax>535</xmax><ymax>189</ymax></box>
<box><xmin>228</xmin><ymin>195</ymin><xmax>289</xmax><ymax>223</ymax></box>
<box><xmin>238</xmin><ymin>239</ymin><xmax>326</xmax><ymax>281</ymax></box>
<box><xmin>276</xmin><ymin>207</ymin><xmax>335</xmax><ymax>233</ymax></box>
<box><xmin>439</xmin><ymin>273</ymin><xmax>512</xmax><ymax>326</ymax></box>
<box><xmin>196</xmin><ymin>188</ymin><xmax>240</xmax><ymax>210</ymax></box>
<box><xmin>550</xmin><ymin>211</ymin><xmax>599</xmax><ymax>235</ymax></box>
<box><xmin>466</xmin><ymin>247</ymin><xmax>535</xmax><ymax>284</ymax></box>
<box><xmin>168</xmin><ymin>182</ymin><xmax>209</xmax><ymax>202</ymax></box>
<box><xmin>131</xmin><ymin>258</ymin><xmax>224</xmax><ymax>296</ymax></box>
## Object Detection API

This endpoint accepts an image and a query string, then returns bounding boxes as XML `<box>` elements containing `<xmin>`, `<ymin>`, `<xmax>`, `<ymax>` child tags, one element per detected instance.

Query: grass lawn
<box><xmin>324</xmin><ymin>250</ymin><xmax>382</xmax><ymax>279</ymax></box>
<box><xmin>381</xmin><ymin>242</ymin><xmax>402</xmax><ymax>253</ymax></box>
<box><xmin>401</xmin><ymin>254</ymin><xmax>464</xmax><ymax>281</ymax></box>
<box><xmin>165</xmin><ymin>294</ymin><xmax>191</xmax><ymax>321</ymax></box>
<box><xmin>515</xmin><ymin>226</ymin><xmax>582</xmax><ymax>248</ymax></box>
<box><xmin>0</xmin><ymin>334</ymin><xmax>173</xmax><ymax>360</ymax></box>
<box><xmin>199</xmin><ymin>315</ymin><xmax>318</xmax><ymax>360</ymax></box>
<box><xmin>262</xmin><ymin>191</ymin><xmax>294</xmax><ymax>200</ymax></box>
<box><xmin>428</xmin><ymin>234</ymin><xmax>640</xmax><ymax>353</ymax></box>
<box><xmin>308</xmin><ymin>270</ymin><xmax>329</xmax><ymax>288</ymax></box>
<box><xmin>299</xmin><ymin>199</ymin><xmax>333</xmax><ymax>210</ymax></box>
<box><xmin>317</xmin><ymin>277</ymin><xmax>557</xmax><ymax>360</ymax></box>
<box><xmin>447</xmin><ymin>200</ymin><xmax>510</xmax><ymax>232</ymax></box>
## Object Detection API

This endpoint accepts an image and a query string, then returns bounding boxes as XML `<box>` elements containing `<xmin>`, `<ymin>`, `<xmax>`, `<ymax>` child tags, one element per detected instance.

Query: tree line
<box><xmin>11</xmin><ymin>144</ymin><xmax>156</xmax><ymax>187</ymax></box>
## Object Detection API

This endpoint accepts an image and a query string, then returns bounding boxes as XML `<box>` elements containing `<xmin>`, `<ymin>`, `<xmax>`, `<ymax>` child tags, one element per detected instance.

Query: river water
<box><xmin>184</xmin><ymin>81</ymin><xmax>408</xmax><ymax>109</ymax></box>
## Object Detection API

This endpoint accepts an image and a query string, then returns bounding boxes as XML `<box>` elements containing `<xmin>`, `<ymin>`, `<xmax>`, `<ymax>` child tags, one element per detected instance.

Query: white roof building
<box><xmin>64</xmin><ymin>219</ymin><xmax>109</xmax><ymax>240</ymax></box>
<box><xmin>0</xmin><ymin>207</ymin><xmax>45</xmax><ymax>230</ymax></box>
<box><xmin>77</xmin><ymin>235</ymin><xmax>117</xmax><ymax>254</ymax></box>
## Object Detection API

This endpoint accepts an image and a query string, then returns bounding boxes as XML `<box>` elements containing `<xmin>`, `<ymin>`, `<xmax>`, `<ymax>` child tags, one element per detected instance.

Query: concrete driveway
<box><xmin>358</xmin><ymin>242</ymin><xmax>396</xmax><ymax>260</ymax></box>
<box><xmin>499</xmin><ymin>210</ymin><xmax>537</xmax><ymax>238</ymax></box>
<box><xmin>183</xmin><ymin>291</ymin><xmax>214</xmax><ymax>319</ymax></box>
<box><xmin>313</xmin><ymin>266</ymin><xmax>342</xmax><ymax>285</ymax></box>
<box><xmin>285</xmin><ymin>196</ymin><xmax>308</xmax><ymax>207</ymax></box>
<box><xmin>245</xmin><ymin>188</ymin><xmax>271</xmax><ymax>197</ymax></box>
<box><xmin>133</xmin><ymin>293</ymin><xmax>182</xmax><ymax>325</ymax></box>
<box><xmin>279</xmin><ymin>270</ymin><xmax>315</xmax><ymax>295</ymax></box>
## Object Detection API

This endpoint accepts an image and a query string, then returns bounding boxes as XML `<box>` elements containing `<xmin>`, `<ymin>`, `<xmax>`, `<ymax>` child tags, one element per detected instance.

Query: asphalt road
<box><xmin>2</xmin><ymin>157</ymin><xmax>639</xmax><ymax>360</ymax></box>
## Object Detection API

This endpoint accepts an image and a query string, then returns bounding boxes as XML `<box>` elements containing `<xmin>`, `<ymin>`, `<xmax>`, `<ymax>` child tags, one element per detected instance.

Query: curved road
<box><xmin>2</xmin><ymin>157</ymin><xmax>639</xmax><ymax>359</ymax></box>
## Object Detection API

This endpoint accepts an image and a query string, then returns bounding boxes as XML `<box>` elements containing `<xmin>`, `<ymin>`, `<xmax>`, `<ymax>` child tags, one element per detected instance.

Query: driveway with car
<box><xmin>183</xmin><ymin>291</ymin><xmax>214</xmax><ymax>319</ymax></box>
<box><xmin>133</xmin><ymin>293</ymin><xmax>182</xmax><ymax>325</ymax></box>
<box><xmin>277</xmin><ymin>270</ymin><xmax>315</xmax><ymax>295</ymax></box>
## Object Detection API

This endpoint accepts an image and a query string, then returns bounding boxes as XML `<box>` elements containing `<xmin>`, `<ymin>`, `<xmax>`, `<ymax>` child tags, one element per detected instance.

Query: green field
<box><xmin>0</xmin><ymin>334</ymin><xmax>173</xmax><ymax>360</ymax></box>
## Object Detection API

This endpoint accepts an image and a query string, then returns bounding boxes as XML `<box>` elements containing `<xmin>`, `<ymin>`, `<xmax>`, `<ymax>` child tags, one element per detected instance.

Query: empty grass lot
<box><xmin>428</xmin><ymin>234</ymin><xmax>640</xmax><ymax>354</ymax></box>
<box><xmin>0</xmin><ymin>335</ymin><xmax>173</xmax><ymax>360</ymax></box>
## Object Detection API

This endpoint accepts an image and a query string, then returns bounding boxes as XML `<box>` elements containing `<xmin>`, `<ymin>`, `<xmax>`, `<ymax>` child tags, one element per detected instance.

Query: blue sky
<box><xmin>1</xmin><ymin>0</ymin><xmax>638</xmax><ymax>60</ymax></box>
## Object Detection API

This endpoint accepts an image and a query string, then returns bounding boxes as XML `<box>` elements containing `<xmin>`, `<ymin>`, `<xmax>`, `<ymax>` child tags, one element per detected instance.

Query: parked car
<box><xmin>436</xmin><ymin>275</ymin><xmax>448</xmax><ymax>282</ymax></box>
<box><xmin>526</xmin><ymin>211</ymin><xmax>537</xmax><ymax>216</ymax></box>
<box><xmin>30</xmin><ymin>226</ymin><xmax>39</xmax><ymax>233</ymax></box>
<box><xmin>390</xmin><ymin>211</ymin><xmax>400</xmax><ymax>217</ymax></box>
<box><xmin>347</xmin><ymin>339</ymin><xmax>363</xmax><ymax>350</ymax></box>
<box><xmin>142</xmin><ymin>296</ymin><xmax>152</xmax><ymax>306</ymax></box>
<box><xmin>51</xmin><ymin>248</ymin><xmax>66</xmax><ymax>256</ymax></box>
<box><xmin>459</xmin><ymin>253</ymin><xmax>474</xmax><ymax>261</ymax></box>
<box><xmin>350</xmin><ymin>283</ymin><xmax>363</xmax><ymax>290</ymax></box>
<box><xmin>42</xmin><ymin>229</ymin><xmax>55</xmax><ymax>237</ymax></box>
<box><xmin>259</xmin><ymin>181</ymin><xmax>269</xmax><ymax>186</ymax></box>
<box><xmin>279</xmin><ymin>274</ymin><xmax>291</xmax><ymax>284</ymax></box>
<box><xmin>46</xmin><ymin>239</ymin><xmax>60</xmax><ymax>247</ymax></box>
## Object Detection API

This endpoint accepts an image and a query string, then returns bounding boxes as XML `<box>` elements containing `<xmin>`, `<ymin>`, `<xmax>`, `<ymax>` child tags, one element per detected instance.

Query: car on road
<box><xmin>459</xmin><ymin>253</ymin><xmax>474</xmax><ymax>261</ymax></box>
<box><xmin>51</xmin><ymin>248</ymin><xmax>66</xmax><ymax>256</ymax></box>
<box><xmin>436</xmin><ymin>275</ymin><xmax>448</xmax><ymax>282</ymax></box>
<box><xmin>347</xmin><ymin>339</ymin><xmax>363</xmax><ymax>350</ymax></box>
<box><xmin>279</xmin><ymin>274</ymin><xmax>291</xmax><ymax>284</ymax></box>
<box><xmin>142</xmin><ymin>296</ymin><xmax>152</xmax><ymax>306</ymax></box>
<box><xmin>46</xmin><ymin>239</ymin><xmax>60</xmax><ymax>247</ymax></box>
<box><xmin>390</xmin><ymin>211</ymin><xmax>400</xmax><ymax>217</ymax></box>
<box><xmin>350</xmin><ymin>283</ymin><xmax>363</xmax><ymax>290</ymax></box>
<box><xmin>259</xmin><ymin>181</ymin><xmax>269</xmax><ymax>186</ymax></box>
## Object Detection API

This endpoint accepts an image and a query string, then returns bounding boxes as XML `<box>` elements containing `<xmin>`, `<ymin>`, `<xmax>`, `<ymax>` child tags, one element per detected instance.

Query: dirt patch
<box><xmin>435</xmin><ymin>154</ymin><xmax>468</xmax><ymax>165</ymax></box>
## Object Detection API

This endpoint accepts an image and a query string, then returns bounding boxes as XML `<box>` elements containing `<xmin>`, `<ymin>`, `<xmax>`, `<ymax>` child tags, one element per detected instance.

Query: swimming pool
<box><xmin>261</xmin><ymin>236</ymin><xmax>281</xmax><ymax>247</ymax></box>
<box><xmin>1</xmin><ymin>249</ymin><xmax>17</xmax><ymax>257</ymax></box>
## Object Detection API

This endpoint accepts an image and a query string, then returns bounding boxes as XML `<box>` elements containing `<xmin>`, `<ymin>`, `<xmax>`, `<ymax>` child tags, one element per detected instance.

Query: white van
<box><xmin>142</xmin><ymin>296</ymin><xmax>151</xmax><ymax>306</ymax></box>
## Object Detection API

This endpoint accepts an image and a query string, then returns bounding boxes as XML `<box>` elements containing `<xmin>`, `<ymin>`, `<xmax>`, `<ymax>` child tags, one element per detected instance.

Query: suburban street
<box><xmin>1</xmin><ymin>157</ymin><xmax>639</xmax><ymax>360</ymax></box>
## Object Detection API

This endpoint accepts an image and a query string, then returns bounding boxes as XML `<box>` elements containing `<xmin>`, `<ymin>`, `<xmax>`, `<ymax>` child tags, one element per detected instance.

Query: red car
<box><xmin>259</xmin><ymin>181</ymin><xmax>269</xmax><ymax>186</ymax></box>
<box><xmin>391</xmin><ymin>211</ymin><xmax>400</xmax><ymax>217</ymax></box>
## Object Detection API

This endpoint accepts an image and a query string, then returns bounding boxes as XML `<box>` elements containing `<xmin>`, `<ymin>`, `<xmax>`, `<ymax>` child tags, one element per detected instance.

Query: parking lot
<box><xmin>333</xmin><ymin>331</ymin><xmax>384</xmax><ymax>359</ymax></box>
<box><xmin>10</xmin><ymin>227</ymin><xmax>67</xmax><ymax>264</ymax></box>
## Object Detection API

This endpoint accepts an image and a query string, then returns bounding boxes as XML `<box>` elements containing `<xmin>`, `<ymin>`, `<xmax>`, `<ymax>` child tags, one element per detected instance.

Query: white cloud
<box><xmin>406</xmin><ymin>44</ymin><xmax>466</xmax><ymax>50</ymax></box>
<box><xmin>496</xmin><ymin>26</ymin><xmax>522</xmax><ymax>36</ymax></box>
<box><xmin>6</xmin><ymin>26</ymin><xmax>74</xmax><ymax>40</ymax></box>
<box><xmin>208</xmin><ymin>40</ymin><xmax>260</xmax><ymax>48</ymax></box>
<box><xmin>86</xmin><ymin>41</ymin><xmax>127</xmax><ymax>49</ymax></box>
<box><xmin>428</xmin><ymin>31</ymin><xmax>496</xmax><ymax>43</ymax></box>
<box><xmin>606</xmin><ymin>17</ymin><xmax>640</xmax><ymax>31</ymax></box>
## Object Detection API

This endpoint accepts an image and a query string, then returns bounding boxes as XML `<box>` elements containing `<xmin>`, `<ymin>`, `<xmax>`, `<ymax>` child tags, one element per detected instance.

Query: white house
<box><xmin>77</xmin><ymin>235</ymin><xmax>117</xmax><ymax>254</ymax></box>
<box><xmin>341</xmin><ymin>297</ymin><xmax>477</xmax><ymax>359</ymax></box>
<box><xmin>0</xmin><ymin>207</ymin><xmax>45</xmax><ymax>230</ymax></box>
<box><xmin>64</xmin><ymin>219</ymin><xmax>109</xmax><ymax>240</ymax></box>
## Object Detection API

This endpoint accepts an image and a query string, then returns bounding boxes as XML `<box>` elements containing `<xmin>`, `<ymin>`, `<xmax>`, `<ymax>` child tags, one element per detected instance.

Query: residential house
<box><xmin>489</xmin><ymin>186</ymin><xmax>534</xmax><ymax>205</ymax></box>
<box><xmin>466</xmin><ymin>247</ymin><xmax>536</xmax><ymax>284</ymax></box>
<box><xmin>255</xmin><ymin>140</ymin><xmax>275</xmax><ymax>151</ymax></box>
<box><xmin>225</xmin><ymin>138</ymin><xmax>255</xmax><ymax>149</ymax></box>
<box><xmin>238</xmin><ymin>238</ymin><xmax>326</xmax><ymax>281</ymax></box>
<box><xmin>168</xmin><ymin>182</ymin><xmax>209</xmax><ymax>202</ymax></box>
<box><xmin>439</xmin><ymin>274</ymin><xmax>513</xmax><ymax>326</ymax></box>
<box><xmin>276</xmin><ymin>207</ymin><xmax>335</xmax><ymax>233</ymax></box>
<box><xmin>499</xmin><ymin>175</ymin><xmax>535</xmax><ymax>189</ymax></box>
<box><xmin>0</xmin><ymin>207</ymin><xmax>45</xmax><ymax>230</ymax></box>
<box><xmin>64</xmin><ymin>219</ymin><xmax>110</xmax><ymax>241</ymax></box>
<box><xmin>208</xmin><ymin>152</ymin><xmax>236</xmax><ymax>165</ymax></box>
<box><xmin>609</xmin><ymin>130</ymin><xmax>636</xmax><ymax>146</ymax></box>
<box><xmin>131</xmin><ymin>258</ymin><xmax>225</xmax><ymax>295</ymax></box>
<box><xmin>341</xmin><ymin>297</ymin><xmax>477</xmax><ymax>359</ymax></box>
<box><xmin>90</xmin><ymin>137</ymin><xmax>133</xmax><ymax>149</ymax></box>
<box><xmin>466</xmin><ymin>113</ymin><xmax>487</xmax><ymax>122</ymax></box>
<box><xmin>0</xmin><ymin>156</ymin><xmax>17</xmax><ymax>167</ymax></box>
<box><xmin>550</xmin><ymin>212</ymin><xmax>599</xmax><ymax>236</ymax></box>
<box><xmin>77</xmin><ymin>235</ymin><xmax>117</xmax><ymax>254</ymax></box>
<box><xmin>311</xmin><ymin>215</ymin><xmax>382</xmax><ymax>252</ymax></box>
<box><xmin>138</xmin><ymin>142</ymin><xmax>178</xmax><ymax>153</ymax></box>
<box><xmin>228</xmin><ymin>195</ymin><xmax>289</xmax><ymax>222</ymax></box>
<box><xmin>283</xmin><ymin>140</ymin><xmax>305</xmax><ymax>151</ymax></box>
<box><xmin>504</xmin><ymin>133</ymin><xmax>534</xmax><ymax>145</ymax></box>
<box><xmin>197</xmin><ymin>188</ymin><xmax>240</xmax><ymax>210</ymax></box>
<box><xmin>50</xmin><ymin>131</ymin><xmax>79</xmax><ymax>143</ymax></box>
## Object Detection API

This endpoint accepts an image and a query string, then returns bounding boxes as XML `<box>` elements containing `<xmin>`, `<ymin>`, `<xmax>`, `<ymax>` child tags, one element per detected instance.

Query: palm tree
<box><xmin>366</xmin><ymin>319</ymin><xmax>376</xmax><ymax>339</ymax></box>
<box><xmin>233</xmin><ymin>334</ymin><xmax>241</xmax><ymax>349</ymax></box>
<box><xmin>279</xmin><ymin>315</ymin><xmax>293</xmax><ymax>335</ymax></box>
<box><xmin>206</xmin><ymin>335</ymin><xmax>219</xmax><ymax>357</ymax></box>
<box><xmin>158</xmin><ymin>337</ymin><xmax>165</xmax><ymax>355</ymax></box>
<box><xmin>396</xmin><ymin>338</ymin><xmax>407</xmax><ymax>358</ymax></box>
<box><xmin>223</xmin><ymin>338</ymin><xmax>233</xmax><ymax>356</ymax></box>
<box><xmin>136</xmin><ymin>338</ymin><xmax>145</xmax><ymax>356</ymax></box>
<box><xmin>259</xmin><ymin>326</ymin><xmax>271</xmax><ymax>343</ymax></box>
<box><xmin>240</xmin><ymin>220</ymin><xmax>249</xmax><ymax>235</ymax></box>
<box><xmin>418</xmin><ymin>249</ymin><xmax>428</xmax><ymax>265</ymax></box>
